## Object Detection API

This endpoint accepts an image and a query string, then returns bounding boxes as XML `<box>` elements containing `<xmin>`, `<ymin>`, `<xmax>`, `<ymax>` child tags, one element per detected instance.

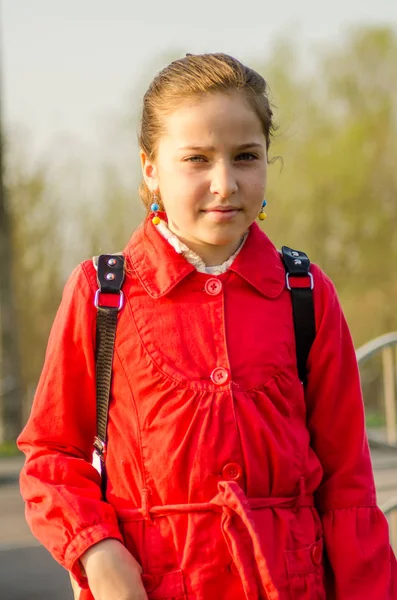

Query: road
<box><xmin>0</xmin><ymin>465</ymin><xmax>71</xmax><ymax>600</ymax></box>
<box><xmin>1</xmin><ymin>451</ymin><xmax>396</xmax><ymax>600</ymax></box>
<box><xmin>1</xmin><ymin>544</ymin><xmax>71</xmax><ymax>600</ymax></box>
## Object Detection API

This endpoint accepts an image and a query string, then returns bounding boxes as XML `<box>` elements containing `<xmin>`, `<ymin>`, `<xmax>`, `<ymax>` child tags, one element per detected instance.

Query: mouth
<box><xmin>201</xmin><ymin>206</ymin><xmax>242</xmax><ymax>222</ymax></box>
<box><xmin>203</xmin><ymin>206</ymin><xmax>242</xmax><ymax>213</ymax></box>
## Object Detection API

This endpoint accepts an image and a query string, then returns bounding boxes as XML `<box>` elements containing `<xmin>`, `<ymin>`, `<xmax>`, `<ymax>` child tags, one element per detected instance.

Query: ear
<box><xmin>140</xmin><ymin>150</ymin><xmax>159</xmax><ymax>193</ymax></box>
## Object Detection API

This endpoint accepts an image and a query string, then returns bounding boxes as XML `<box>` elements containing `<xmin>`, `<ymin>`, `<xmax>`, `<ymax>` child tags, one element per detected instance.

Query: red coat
<box><xmin>18</xmin><ymin>218</ymin><xmax>397</xmax><ymax>599</ymax></box>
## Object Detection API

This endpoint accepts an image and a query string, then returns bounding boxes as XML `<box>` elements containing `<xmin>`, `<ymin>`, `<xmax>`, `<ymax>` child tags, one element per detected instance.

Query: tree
<box><xmin>262</xmin><ymin>26</ymin><xmax>397</xmax><ymax>346</ymax></box>
<box><xmin>0</xmin><ymin>89</ymin><xmax>23</xmax><ymax>442</ymax></box>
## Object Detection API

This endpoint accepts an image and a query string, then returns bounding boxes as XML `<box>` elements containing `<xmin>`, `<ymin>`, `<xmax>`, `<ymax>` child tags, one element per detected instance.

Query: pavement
<box><xmin>0</xmin><ymin>455</ymin><xmax>71</xmax><ymax>600</ymax></box>
<box><xmin>0</xmin><ymin>455</ymin><xmax>24</xmax><ymax>482</ymax></box>
<box><xmin>1</xmin><ymin>546</ymin><xmax>71</xmax><ymax>600</ymax></box>
<box><xmin>0</xmin><ymin>456</ymin><xmax>35</xmax><ymax>548</ymax></box>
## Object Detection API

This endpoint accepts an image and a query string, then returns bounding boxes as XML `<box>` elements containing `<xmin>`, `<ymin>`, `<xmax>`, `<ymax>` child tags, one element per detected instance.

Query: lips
<box><xmin>202</xmin><ymin>207</ymin><xmax>241</xmax><ymax>223</ymax></box>
<box><xmin>204</xmin><ymin>206</ymin><xmax>241</xmax><ymax>212</ymax></box>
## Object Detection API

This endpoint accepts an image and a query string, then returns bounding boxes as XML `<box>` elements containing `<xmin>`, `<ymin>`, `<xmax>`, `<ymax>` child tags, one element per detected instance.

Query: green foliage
<box><xmin>6</xmin><ymin>141</ymin><xmax>64</xmax><ymax>400</ymax></box>
<box><xmin>261</xmin><ymin>25</ymin><xmax>397</xmax><ymax>347</ymax></box>
<box><xmin>366</xmin><ymin>412</ymin><xmax>386</xmax><ymax>428</ymax></box>
<box><xmin>0</xmin><ymin>441</ymin><xmax>19</xmax><ymax>457</ymax></box>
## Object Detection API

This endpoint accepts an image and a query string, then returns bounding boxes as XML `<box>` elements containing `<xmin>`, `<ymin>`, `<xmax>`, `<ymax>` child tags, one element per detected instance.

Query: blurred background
<box><xmin>0</xmin><ymin>1</ymin><xmax>396</xmax><ymax>598</ymax></box>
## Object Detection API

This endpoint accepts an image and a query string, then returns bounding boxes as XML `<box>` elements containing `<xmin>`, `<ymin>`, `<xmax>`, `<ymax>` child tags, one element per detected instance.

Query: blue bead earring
<box><xmin>258</xmin><ymin>199</ymin><xmax>267</xmax><ymax>221</ymax></box>
<box><xmin>151</xmin><ymin>193</ymin><xmax>160</xmax><ymax>226</ymax></box>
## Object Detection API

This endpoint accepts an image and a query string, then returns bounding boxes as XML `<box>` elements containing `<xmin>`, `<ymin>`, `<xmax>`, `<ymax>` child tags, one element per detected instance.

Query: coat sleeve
<box><xmin>17</xmin><ymin>263</ymin><xmax>124</xmax><ymax>587</ymax></box>
<box><xmin>305</xmin><ymin>265</ymin><xmax>397</xmax><ymax>599</ymax></box>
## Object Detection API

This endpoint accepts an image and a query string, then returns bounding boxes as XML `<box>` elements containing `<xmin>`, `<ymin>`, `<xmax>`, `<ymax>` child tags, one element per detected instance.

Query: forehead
<box><xmin>160</xmin><ymin>92</ymin><xmax>265</xmax><ymax>147</ymax></box>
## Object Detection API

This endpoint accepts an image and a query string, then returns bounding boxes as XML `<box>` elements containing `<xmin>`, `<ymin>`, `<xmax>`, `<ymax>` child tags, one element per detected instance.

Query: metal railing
<box><xmin>357</xmin><ymin>332</ymin><xmax>397</xmax><ymax>447</ymax></box>
<box><xmin>357</xmin><ymin>333</ymin><xmax>397</xmax><ymax>551</ymax></box>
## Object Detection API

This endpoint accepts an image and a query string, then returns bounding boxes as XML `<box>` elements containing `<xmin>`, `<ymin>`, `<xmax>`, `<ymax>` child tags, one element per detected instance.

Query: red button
<box><xmin>205</xmin><ymin>278</ymin><xmax>222</xmax><ymax>296</ymax></box>
<box><xmin>222</xmin><ymin>462</ymin><xmax>243</xmax><ymax>481</ymax></box>
<box><xmin>311</xmin><ymin>543</ymin><xmax>323</xmax><ymax>566</ymax></box>
<box><xmin>142</xmin><ymin>574</ymin><xmax>159</xmax><ymax>593</ymax></box>
<box><xmin>210</xmin><ymin>367</ymin><xmax>229</xmax><ymax>385</ymax></box>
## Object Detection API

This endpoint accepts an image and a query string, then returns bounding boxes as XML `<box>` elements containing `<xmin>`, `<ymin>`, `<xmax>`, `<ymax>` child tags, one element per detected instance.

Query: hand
<box><xmin>80</xmin><ymin>538</ymin><xmax>148</xmax><ymax>600</ymax></box>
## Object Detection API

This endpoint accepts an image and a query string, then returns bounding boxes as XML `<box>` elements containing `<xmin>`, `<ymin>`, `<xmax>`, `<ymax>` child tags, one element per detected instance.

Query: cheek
<box><xmin>161</xmin><ymin>171</ymin><xmax>208</xmax><ymax>203</ymax></box>
<box><xmin>160</xmin><ymin>181</ymin><xmax>204</xmax><ymax>221</ymax></box>
<box><xmin>244</xmin><ymin>177</ymin><xmax>266</xmax><ymax>202</ymax></box>
<box><xmin>241</xmin><ymin>164</ymin><xmax>267</xmax><ymax>193</ymax></box>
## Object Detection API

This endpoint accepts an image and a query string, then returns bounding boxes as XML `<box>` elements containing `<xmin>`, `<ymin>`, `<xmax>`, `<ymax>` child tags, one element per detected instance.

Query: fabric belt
<box><xmin>117</xmin><ymin>480</ymin><xmax>314</xmax><ymax>600</ymax></box>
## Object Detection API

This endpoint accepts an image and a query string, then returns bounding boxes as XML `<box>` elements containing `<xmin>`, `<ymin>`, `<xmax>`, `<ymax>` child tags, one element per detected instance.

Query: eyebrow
<box><xmin>179</xmin><ymin>143</ymin><xmax>264</xmax><ymax>152</ymax></box>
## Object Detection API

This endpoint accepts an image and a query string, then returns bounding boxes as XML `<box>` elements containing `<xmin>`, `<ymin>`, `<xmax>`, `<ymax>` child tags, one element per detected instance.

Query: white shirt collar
<box><xmin>156</xmin><ymin>220</ymin><xmax>248</xmax><ymax>275</ymax></box>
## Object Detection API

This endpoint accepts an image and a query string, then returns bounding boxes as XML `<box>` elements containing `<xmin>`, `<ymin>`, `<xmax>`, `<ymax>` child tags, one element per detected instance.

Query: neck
<box><xmin>168</xmin><ymin>226</ymin><xmax>244</xmax><ymax>267</ymax></box>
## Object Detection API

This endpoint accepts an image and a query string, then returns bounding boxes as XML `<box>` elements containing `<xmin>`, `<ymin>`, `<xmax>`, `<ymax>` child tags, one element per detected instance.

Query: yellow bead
<box><xmin>258</xmin><ymin>212</ymin><xmax>267</xmax><ymax>220</ymax></box>
<box><xmin>152</xmin><ymin>216</ymin><xmax>161</xmax><ymax>225</ymax></box>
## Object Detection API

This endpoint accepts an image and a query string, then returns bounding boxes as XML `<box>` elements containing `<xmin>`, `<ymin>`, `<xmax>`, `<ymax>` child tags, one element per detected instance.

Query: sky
<box><xmin>2</xmin><ymin>0</ymin><xmax>397</xmax><ymax>159</ymax></box>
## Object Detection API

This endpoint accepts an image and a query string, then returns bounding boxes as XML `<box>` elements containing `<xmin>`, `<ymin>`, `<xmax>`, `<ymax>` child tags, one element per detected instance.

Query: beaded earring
<box><xmin>151</xmin><ymin>193</ymin><xmax>161</xmax><ymax>226</ymax></box>
<box><xmin>258</xmin><ymin>199</ymin><xmax>267</xmax><ymax>221</ymax></box>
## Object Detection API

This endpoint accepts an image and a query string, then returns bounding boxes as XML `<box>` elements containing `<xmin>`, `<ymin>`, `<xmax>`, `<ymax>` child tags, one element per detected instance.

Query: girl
<box><xmin>18</xmin><ymin>53</ymin><xmax>396</xmax><ymax>600</ymax></box>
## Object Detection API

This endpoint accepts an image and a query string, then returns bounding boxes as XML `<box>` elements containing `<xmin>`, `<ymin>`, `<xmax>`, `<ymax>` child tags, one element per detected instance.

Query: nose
<box><xmin>209</xmin><ymin>162</ymin><xmax>238</xmax><ymax>198</ymax></box>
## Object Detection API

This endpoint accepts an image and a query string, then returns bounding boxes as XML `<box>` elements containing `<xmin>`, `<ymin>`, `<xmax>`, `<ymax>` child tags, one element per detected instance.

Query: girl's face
<box><xmin>141</xmin><ymin>91</ymin><xmax>268</xmax><ymax>264</ymax></box>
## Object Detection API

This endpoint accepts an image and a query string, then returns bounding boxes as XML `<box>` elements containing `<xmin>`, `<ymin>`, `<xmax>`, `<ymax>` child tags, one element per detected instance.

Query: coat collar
<box><xmin>229</xmin><ymin>222</ymin><xmax>285</xmax><ymax>298</ymax></box>
<box><xmin>125</xmin><ymin>216</ymin><xmax>285</xmax><ymax>299</ymax></box>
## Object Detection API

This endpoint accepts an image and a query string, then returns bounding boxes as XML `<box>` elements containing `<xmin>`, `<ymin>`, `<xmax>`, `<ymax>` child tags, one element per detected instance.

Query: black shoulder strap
<box><xmin>93</xmin><ymin>254</ymin><xmax>125</xmax><ymax>497</ymax></box>
<box><xmin>281</xmin><ymin>246</ymin><xmax>315</xmax><ymax>385</ymax></box>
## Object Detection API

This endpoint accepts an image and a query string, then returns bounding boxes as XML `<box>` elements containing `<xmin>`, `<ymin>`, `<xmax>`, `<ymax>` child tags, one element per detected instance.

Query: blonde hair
<box><xmin>139</xmin><ymin>53</ymin><xmax>276</xmax><ymax>211</ymax></box>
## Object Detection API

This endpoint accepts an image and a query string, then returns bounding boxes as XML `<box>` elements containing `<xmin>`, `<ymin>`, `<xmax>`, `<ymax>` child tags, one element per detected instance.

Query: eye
<box><xmin>184</xmin><ymin>155</ymin><xmax>207</xmax><ymax>163</ymax></box>
<box><xmin>235</xmin><ymin>152</ymin><xmax>258</xmax><ymax>161</ymax></box>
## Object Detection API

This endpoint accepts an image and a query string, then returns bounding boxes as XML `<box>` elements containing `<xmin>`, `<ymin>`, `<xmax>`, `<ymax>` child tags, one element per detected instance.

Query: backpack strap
<box><xmin>92</xmin><ymin>253</ymin><xmax>125</xmax><ymax>497</ymax></box>
<box><xmin>281</xmin><ymin>246</ymin><xmax>315</xmax><ymax>385</ymax></box>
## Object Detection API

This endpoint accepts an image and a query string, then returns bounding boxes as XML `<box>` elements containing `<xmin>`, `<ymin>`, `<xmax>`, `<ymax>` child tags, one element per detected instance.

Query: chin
<box><xmin>204</xmin><ymin>228</ymin><xmax>245</xmax><ymax>247</ymax></box>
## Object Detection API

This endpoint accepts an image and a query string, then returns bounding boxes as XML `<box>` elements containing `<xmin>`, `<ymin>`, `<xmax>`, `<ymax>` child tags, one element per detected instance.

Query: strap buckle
<box><xmin>94</xmin><ymin>289</ymin><xmax>124</xmax><ymax>311</ymax></box>
<box><xmin>286</xmin><ymin>272</ymin><xmax>314</xmax><ymax>291</ymax></box>
<box><xmin>93</xmin><ymin>436</ymin><xmax>107</xmax><ymax>461</ymax></box>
